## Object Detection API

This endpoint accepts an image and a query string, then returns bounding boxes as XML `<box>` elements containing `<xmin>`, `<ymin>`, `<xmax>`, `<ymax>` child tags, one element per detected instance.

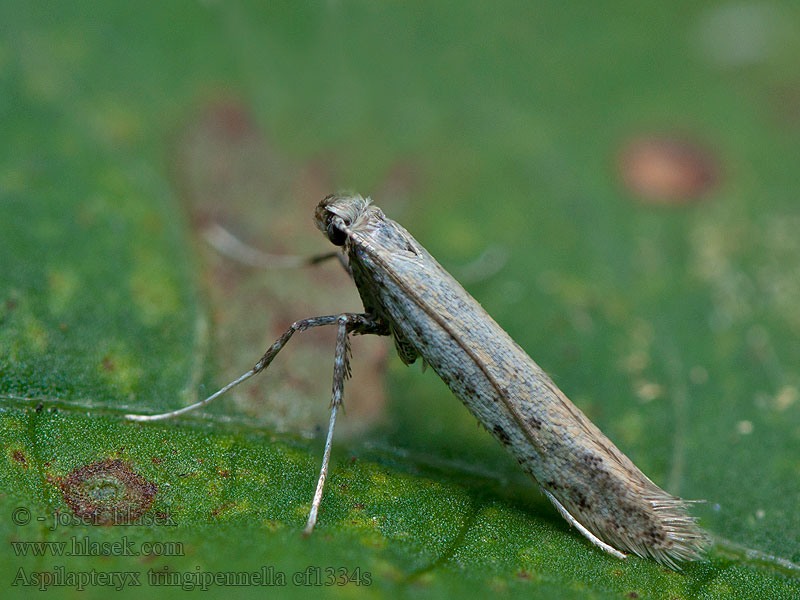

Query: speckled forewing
<box><xmin>345</xmin><ymin>209</ymin><xmax>707</xmax><ymax>567</ymax></box>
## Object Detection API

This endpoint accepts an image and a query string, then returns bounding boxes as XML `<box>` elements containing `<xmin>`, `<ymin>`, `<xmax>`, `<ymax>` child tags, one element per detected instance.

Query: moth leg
<box><xmin>203</xmin><ymin>222</ymin><xmax>343</xmax><ymax>269</ymax></box>
<box><xmin>303</xmin><ymin>315</ymin><xmax>349</xmax><ymax>535</ymax></box>
<box><xmin>542</xmin><ymin>489</ymin><xmax>627</xmax><ymax>560</ymax></box>
<box><xmin>303</xmin><ymin>313</ymin><xmax>390</xmax><ymax>533</ymax></box>
<box><xmin>125</xmin><ymin>313</ymin><xmax>384</xmax><ymax>422</ymax></box>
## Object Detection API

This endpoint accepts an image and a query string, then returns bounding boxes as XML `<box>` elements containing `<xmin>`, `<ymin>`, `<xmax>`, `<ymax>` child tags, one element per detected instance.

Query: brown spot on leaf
<box><xmin>618</xmin><ymin>136</ymin><xmax>719</xmax><ymax>204</ymax></box>
<box><xmin>59</xmin><ymin>459</ymin><xmax>157</xmax><ymax>525</ymax></box>
<box><xmin>210</xmin><ymin>502</ymin><xmax>236</xmax><ymax>517</ymax></box>
<box><xmin>12</xmin><ymin>450</ymin><xmax>27</xmax><ymax>467</ymax></box>
<box><xmin>102</xmin><ymin>356</ymin><xmax>114</xmax><ymax>372</ymax></box>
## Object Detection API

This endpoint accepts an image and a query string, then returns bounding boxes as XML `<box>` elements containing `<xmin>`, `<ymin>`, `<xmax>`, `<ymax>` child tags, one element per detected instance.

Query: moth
<box><xmin>128</xmin><ymin>193</ymin><xmax>709</xmax><ymax>568</ymax></box>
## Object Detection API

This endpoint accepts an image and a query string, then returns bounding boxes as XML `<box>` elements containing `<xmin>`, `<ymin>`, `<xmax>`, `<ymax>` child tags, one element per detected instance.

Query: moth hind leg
<box><xmin>542</xmin><ymin>489</ymin><xmax>627</xmax><ymax>561</ymax></box>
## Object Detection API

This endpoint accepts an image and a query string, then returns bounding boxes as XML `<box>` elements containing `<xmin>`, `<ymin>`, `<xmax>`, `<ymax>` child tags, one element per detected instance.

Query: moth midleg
<box><xmin>542</xmin><ymin>489</ymin><xmax>627</xmax><ymax>560</ymax></box>
<box><xmin>303</xmin><ymin>315</ymin><xmax>349</xmax><ymax>535</ymax></box>
<box><xmin>302</xmin><ymin>313</ymin><xmax>389</xmax><ymax>533</ymax></box>
<box><xmin>125</xmin><ymin>313</ymin><xmax>382</xmax><ymax>422</ymax></box>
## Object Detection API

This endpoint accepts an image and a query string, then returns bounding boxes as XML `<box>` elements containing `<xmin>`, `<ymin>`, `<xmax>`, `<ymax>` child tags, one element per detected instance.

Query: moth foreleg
<box><xmin>125</xmin><ymin>313</ymin><xmax>382</xmax><ymax>422</ymax></box>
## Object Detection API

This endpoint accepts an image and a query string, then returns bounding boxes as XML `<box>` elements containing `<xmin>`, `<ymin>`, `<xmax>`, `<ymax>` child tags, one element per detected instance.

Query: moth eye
<box><xmin>326</xmin><ymin>219</ymin><xmax>347</xmax><ymax>246</ymax></box>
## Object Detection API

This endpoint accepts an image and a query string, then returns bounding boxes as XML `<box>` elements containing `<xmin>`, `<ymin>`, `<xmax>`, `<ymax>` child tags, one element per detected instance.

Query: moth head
<box><xmin>314</xmin><ymin>193</ymin><xmax>371</xmax><ymax>246</ymax></box>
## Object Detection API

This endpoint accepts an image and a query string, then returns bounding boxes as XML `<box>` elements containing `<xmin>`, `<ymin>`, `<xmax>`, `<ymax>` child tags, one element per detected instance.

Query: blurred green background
<box><xmin>1</xmin><ymin>1</ymin><xmax>799</xmax><ymax>598</ymax></box>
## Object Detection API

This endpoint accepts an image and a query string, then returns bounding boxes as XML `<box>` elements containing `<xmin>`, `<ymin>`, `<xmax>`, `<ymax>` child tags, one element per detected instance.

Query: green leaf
<box><xmin>1</xmin><ymin>1</ymin><xmax>799</xmax><ymax>598</ymax></box>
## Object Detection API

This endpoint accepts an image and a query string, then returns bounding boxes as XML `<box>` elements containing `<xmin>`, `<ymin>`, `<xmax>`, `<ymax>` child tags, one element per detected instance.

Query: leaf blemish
<box><xmin>58</xmin><ymin>459</ymin><xmax>157</xmax><ymax>525</ymax></box>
